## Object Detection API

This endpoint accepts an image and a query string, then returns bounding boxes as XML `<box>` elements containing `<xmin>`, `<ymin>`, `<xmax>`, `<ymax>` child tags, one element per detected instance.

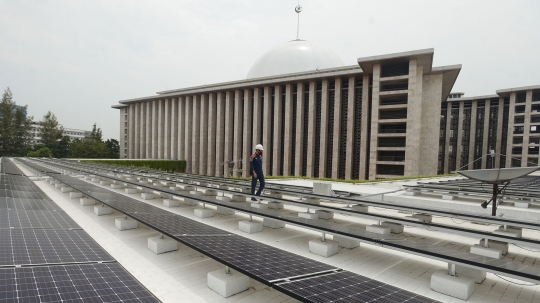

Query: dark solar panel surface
<box><xmin>0</xmin><ymin>209</ymin><xmax>79</xmax><ymax>229</ymax></box>
<box><xmin>0</xmin><ymin>263</ymin><xmax>158</xmax><ymax>303</ymax></box>
<box><xmin>276</xmin><ymin>271</ymin><xmax>438</xmax><ymax>303</ymax></box>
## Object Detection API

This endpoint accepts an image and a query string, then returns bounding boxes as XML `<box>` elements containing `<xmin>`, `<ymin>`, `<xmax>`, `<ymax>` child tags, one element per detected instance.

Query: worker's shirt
<box><xmin>250</xmin><ymin>153</ymin><xmax>263</xmax><ymax>176</ymax></box>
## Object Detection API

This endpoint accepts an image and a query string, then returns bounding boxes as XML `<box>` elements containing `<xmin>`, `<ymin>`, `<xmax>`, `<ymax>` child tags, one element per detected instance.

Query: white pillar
<box><xmin>200</xmin><ymin>94</ymin><xmax>209</xmax><ymax>174</ymax></box>
<box><xmin>177</xmin><ymin>97</ymin><xmax>185</xmax><ymax>161</ymax></box>
<box><xmin>294</xmin><ymin>83</ymin><xmax>305</xmax><ymax>177</ymax></box>
<box><xmin>208</xmin><ymin>93</ymin><xmax>217</xmax><ymax>176</ymax></box>
<box><xmin>233</xmin><ymin>90</ymin><xmax>243</xmax><ymax>177</ymax></box>
<box><xmin>152</xmin><ymin>100</ymin><xmax>159</xmax><ymax>158</ymax></box>
<box><xmin>242</xmin><ymin>89</ymin><xmax>253</xmax><ymax>178</ymax></box>
<box><xmin>262</xmin><ymin>87</ymin><xmax>272</xmax><ymax>175</ymax></box>
<box><xmin>185</xmin><ymin>96</ymin><xmax>193</xmax><ymax>173</ymax></box>
<box><xmin>306</xmin><ymin>82</ymin><xmax>316</xmax><ymax>177</ymax></box>
<box><xmin>224</xmin><ymin>92</ymin><xmax>234</xmax><ymax>177</ymax></box>
<box><xmin>164</xmin><ymin>99</ymin><xmax>171</xmax><ymax>159</ymax></box>
<box><xmin>273</xmin><ymin>86</ymin><xmax>283</xmax><ymax>176</ymax></box>
<box><xmin>171</xmin><ymin>98</ymin><xmax>178</xmax><ymax>159</ymax></box>
<box><xmin>192</xmin><ymin>95</ymin><xmax>201</xmax><ymax>174</ymax></box>
<box><xmin>319</xmin><ymin>80</ymin><xmax>330</xmax><ymax>178</ymax></box>
<box><xmin>145</xmin><ymin>102</ymin><xmax>152</xmax><ymax>159</ymax></box>
<box><xmin>216</xmin><ymin>93</ymin><xmax>226</xmax><ymax>176</ymax></box>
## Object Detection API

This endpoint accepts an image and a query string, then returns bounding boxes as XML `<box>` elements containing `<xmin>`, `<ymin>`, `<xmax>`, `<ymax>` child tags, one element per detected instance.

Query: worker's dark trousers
<box><xmin>251</xmin><ymin>174</ymin><xmax>265</xmax><ymax>196</ymax></box>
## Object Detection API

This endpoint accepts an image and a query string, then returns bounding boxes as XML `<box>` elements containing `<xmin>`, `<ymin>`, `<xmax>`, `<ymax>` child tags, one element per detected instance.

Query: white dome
<box><xmin>246</xmin><ymin>40</ymin><xmax>344</xmax><ymax>79</ymax></box>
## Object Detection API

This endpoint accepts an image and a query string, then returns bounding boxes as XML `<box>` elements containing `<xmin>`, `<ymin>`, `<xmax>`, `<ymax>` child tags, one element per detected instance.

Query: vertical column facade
<box><xmin>224</xmin><ymin>92</ymin><xmax>234</xmax><ymax>177</ymax></box>
<box><xmin>200</xmin><ymin>94</ymin><xmax>209</xmax><ymax>174</ymax></box>
<box><xmin>164</xmin><ymin>99</ymin><xmax>171</xmax><ymax>159</ymax></box>
<box><xmin>505</xmin><ymin>93</ymin><xmax>516</xmax><ymax>167</ymax></box>
<box><xmin>272</xmin><ymin>86</ymin><xmax>283</xmax><ymax>176</ymax></box>
<box><xmin>177</xmin><ymin>97</ymin><xmax>185</xmax><ymax>161</ymax></box>
<box><xmin>294</xmin><ymin>83</ymin><xmax>305</xmax><ymax>177</ymax></box>
<box><xmin>145</xmin><ymin>102</ymin><xmax>152</xmax><ymax>159</ymax></box>
<box><xmin>128</xmin><ymin>104</ymin><xmax>135</xmax><ymax>158</ymax></box>
<box><xmin>331</xmin><ymin>79</ymin><xmax>342</xmax><ymax>179</ymax></box>
<box><xmin>522</xmin><ymin>91</ymin><xmax>533</xmax><ymax>166</ymax></box>
<box><xmin>215</xmin><ymin>93</ymin><xmax>226</xmax><ymax>176</ymax></box>
<box><xmin>171</xmin><ymin>98</ymin><xmax>178</xmax><ymax>159</ymax></box>
<box><xmin>262</xmin><ymin>87</ymin><xmax>273</xmax><ymax>175</ymax></box>
<box><xmin>119</xmin><ymin>107</ymin><xmax>127</xmax><ymax>159</ymax></box>
<box><xmin>283</xmin><ymin>84</ymin><xmax>294</xmax><ymax>176</ymax></box>
<box><xmin>468</xmin><ymin>100</ymin><xmax>478</xmax><ymax>169</ymax></box>
<box><xmin>404</xmin><ymin>60</ymin><xmax>423</xmax><ymax>177</ymax></box>
<box><xmin>242</xmin><ymin>89</ymin><xmax>253</xmax><ymax>178</ymax></box>
<box><xmin>306</xmin><ymin>82</ymin><xmax>316</xmax><ymax>177</ymax></box>
<box><xmin>233</xmin><ymin>90</ymin><xmax>243</xmax><ymax>177</ymax></box>
<box><xmin>192</xmin><ymin>95</ymin><xmax>201</xmax><ymax>174</ymax></box>
<box><xmin>157</xmin><ymin>100</ymin><xmax>165</xmax><ymax>159</ymax></box>
<box><xmin>455</xmin><ymin>102</ymin><xmax>465</xmax><ymax>170</ymax></box>
<box><xmin>207</xmin><ymin>94</ymin><xmax>217</xmax><ymax>176</ymax></box>
<box><xmin>134</xmin><ymin>103</ymin><xmax>140</xmax><ymax>159</ymax></box>
<box><xmin>481</xmin><ymin>100</ymin><xmax>491</xmax><ymax>168</ymax></box>
<box><xmin>443</xmin><ymin>104</ymin><xmax>452</xmax><ymax>173</ymax></box>
<box><xmin>318</xmin><ymin>80</ymin><xmax>330</xmax><ymax>178</ymax></box>
<box><xmin>495</xmin><ymin>98</ymin><xmax>504</xmax><ymax>168</ymax></box>
<box><xmin>252</xmin><ymin>88</ymin><xmax>263</xmax><ymax>147</ymax></box>
<box><xmin>152</xmin><ymin>100</ymin><xmax>159</xmax><ymax>158</ymax></box>
<box><xmin>345</xmin><ymin>77</ymin><xmax>356</xmax><ymax>179</ymax></box>
<box><xmin>359</xmin><ymin>75</ymin><xmax>371</xmax><ymax>180</ymax></box>
<box><xmin>184</xmin><ymin>96</ymin><xmax>193</xmax><ymax>173</ymax></box>
<box><xmin>368</xmin><ymin>65</ymin><xmax>381</xmax><ymax>179</ymax></box>
<box><xmin>140</xmin><ymin>103</ymin><xmax>146</xmax><ymax>158</ymax></box>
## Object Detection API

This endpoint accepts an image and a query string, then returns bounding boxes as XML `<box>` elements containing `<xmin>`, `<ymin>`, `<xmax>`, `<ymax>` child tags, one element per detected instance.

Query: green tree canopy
<box><xmin>105</xmin><ymin>138</ymin><xmax>120</xmax><ymax>159</ymax></box>
<box><xmin>70</xmin><ymin>139</ymin><xmax>109</xmax><ymax>158</ymax></box>
<box><xmin>0</xmin><ymin>88</ymin><xmax>34</xmax><ymax>156</ymax></box>
<box><xmin>90</xmin><ymin>123</ymin><xmax>103</xmax><ymax>142</ymax></box>
<box><xmin>27</xmin><ymin>147</ymin><xmax>53</xmax><ymax>157</ymax></box>
<box><xmin>38</xmin><ymin>111</ymin><xmax>63</xmax><ymax>149</ymax></box>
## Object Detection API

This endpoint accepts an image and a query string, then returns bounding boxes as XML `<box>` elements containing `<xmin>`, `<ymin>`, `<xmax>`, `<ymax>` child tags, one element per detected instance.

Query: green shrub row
<box><xmin>82</xmin><ymin>160</ymin><xmax>186</xmax><ymax>172</ymax></box>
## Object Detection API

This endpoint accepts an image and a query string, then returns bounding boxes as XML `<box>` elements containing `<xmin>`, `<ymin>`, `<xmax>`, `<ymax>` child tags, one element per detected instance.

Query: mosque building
<box><xmin>112</xmin><ymin>12</ymin><xmax>539</xmax><ymax>180</ymax></box>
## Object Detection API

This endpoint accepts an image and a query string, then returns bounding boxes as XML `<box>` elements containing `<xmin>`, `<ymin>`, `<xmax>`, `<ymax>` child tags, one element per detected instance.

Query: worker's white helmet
<box><xmin>255</xmin><ymin>144</ymin><xmax>264</xmax><ymax>151</ymax></box>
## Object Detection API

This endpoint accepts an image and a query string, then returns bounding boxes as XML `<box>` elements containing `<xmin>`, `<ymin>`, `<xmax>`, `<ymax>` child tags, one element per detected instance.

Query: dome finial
<box><xmin>295</xmin><ymin>2</ymin><xmax>302</xmax><ymax>40</ymax></box>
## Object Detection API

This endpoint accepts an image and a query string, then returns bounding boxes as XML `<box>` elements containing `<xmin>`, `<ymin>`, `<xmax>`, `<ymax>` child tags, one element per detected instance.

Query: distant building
<box><xmin>30</xmin><ymin>122</ymin><xmax>91</xmax><ymax>145</ymax></box>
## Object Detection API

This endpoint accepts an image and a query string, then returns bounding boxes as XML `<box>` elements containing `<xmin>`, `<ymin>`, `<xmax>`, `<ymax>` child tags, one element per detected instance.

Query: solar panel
<box><xmin>275</xmin><ymin>271</ymin><xmax>438</xmax><ymax>303</ymax></box>
<box><xmin>0</xmin><ymin>209</ymin><xmax>79</xmax><ymax>229</ymax></box>
<box><xmin>129</xmin><ymin>213</ymin><xmax>226</xmax><ymax>236</ymax></box>
<box><xmin>0</xmin><ymin>229</ymin><xmax>114</xmax><ymax>266</ymax></box>
<box><xmin>0</xmin><ymin>263</ymin><xmax>159</xmax><ymax>303</ymax></box>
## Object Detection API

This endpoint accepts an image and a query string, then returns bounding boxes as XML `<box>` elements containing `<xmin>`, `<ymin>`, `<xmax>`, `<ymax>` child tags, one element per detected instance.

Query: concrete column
<box><xmin>152</xmin><ymin>100</ymin><xmax>159</xmax><ymax>158</ymax></box>
<box><xmin>252</xmin><ymin>88</ymin><xmax>263</xmax><ymax>146</ymax></box>
<box><xmin>359</xmin><ymin>75</ymin><xmax>370</xmax><ymax>180</ymax></box>
<box><xmin>273</xmin><ymin>86</ymin><xmax>283</xmax><ymax>176</ymax></box>
<box><xmin>456</xmin><ymin>102</ymin><xmax>465</xmax><ymax>170</ymax></box>
<box><xmin>224</xmin><ymin>92</ymin><xmax>234</xmax><ymax>177</ymax></box>
<box><xmin>134</xmin><ymin>103</ymin><xmax>140</xmax><ymax>159</ymax></box>
<box><xmin>345</xmin><ymin>77</ymin><xmax>356</xmax><ymax>179</ymax></box>
<box><xmin>157</xmin><ymin>99</ymin><xmax>165</xmax><ymax>159</ymax></box>
<box><xmin>139</xmin><ymin>103</ymin><xmax>146</xmax><ymax>158</ymax></box>
<box><xmin>262</xmin><ymin>87</ymin><xmax>273</xmax><ymax>175</ymax></box>
<box><xmin>128</xmin><ymin>104</ymin><xmax>135</xmax><ymax>158</ymax></box>
<box><xmin>319</xmin><ymin>80</ymin><xmax>330</xmax><ymax>178</ymax></box>
<box><xmin>233</xmin><ymin>90</ymin><xmax>243</xmax><ymax>177</ymax></box>
<box><xmin>294</xmin><ymin>83</ymin><xmax>305</xmax><ymax>177</ymax></box>
<box><xmin>184</xmin><ymin>96</ymin><xmax>193</xmax><ymax>173</ymax></box>
<box><xmin>283</xmin><ymin>84</ymin><xmax>294</xmax><ymax>176</ymax></box>
<box><xmin>146</xmin><ymin>102</ymin><xmax>152</xmax><ymax>159</ymax></box>
<box><xmin>171</xmin><ymin>98</ymin><xmax>178</xmax><ymax>159</ymax></box>
<box><xmin>404</xmin><ymin>60</ymin><xmax>423</xmax><ymax>177</ymax></box>
<box><xmin>495</xmin><ymin>98</ymin><xmax>504</xmax><ymax>168</ymax></box>
<box><xmin>505</xmin><ymin>93</ymin><xmax>516</xmax><ymax>167</ymax></box>
<box><xmin>242</xmin><ymin>89</ymin><xmax>253</xmax><ymax>178</ymax></box>
<box><xmin>306</xmin><ymin>82</ymin><xmax>316</xmax><ymax>177</ymax></box>
<box><xmin>216</xmin><ymin>93</ymin><xmax>226</xmax><ymax>176</ymax></box>
<box><xmin>368</xmin><ymin>65</ymin><xmax>381</xmax><ymax>179</ymax></box>
<box><xmin>164</xmin><ymin>99</ymin><xmax>171</xmax><ymax>159</ymax></box>
<box><xmin>178</xmin><ymin>97</ymin><xmax>185</xmax><ymax>161</ymax></box>
<box><xmin>443</xmin><ymin>103</ymin><xmax>452</xmax><ymax>173</ymax></box>
<box><xmin>331</xmin><ymin>79</ymin><xmax>342</xmax><ymax>179</ymax></box>
<box><xmin>481</xmin><ymin>100</ymin><xmax>491</xmax><ymax>169</ymax></box>
<box><xmin>208</xmin><ymin>93</ymin><xmax>217</xmax><ymax>176</ymax></box>
<box><xmin>200</xmin><ymin>94</ymin><xmax>208</xmax><ymax>174</ymax></box>
<box><xmin>468</xmin><ymin>100</ymin><xmax>478</xmax><ymax>169</ymax></box>
<box><xmin>192</xmin><ymin>95</ymin><xmax>201</xmax><ymax>174</ymax></box>
<box><xmin>522</xmin><ymin>91</ymin><xmax>533</xmax><ymax>166</ymax></box>
<box><xmin>119</xmin><ymin>107</ymin><xmax>127</xmax><ymax>159</ymax></box>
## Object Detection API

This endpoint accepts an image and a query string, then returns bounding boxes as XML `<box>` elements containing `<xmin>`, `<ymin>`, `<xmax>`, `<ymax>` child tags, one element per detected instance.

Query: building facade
<box><xmin>113</xmin><ymin>48</ymin><xmax>471</xmax><ymax>180</ymax></box>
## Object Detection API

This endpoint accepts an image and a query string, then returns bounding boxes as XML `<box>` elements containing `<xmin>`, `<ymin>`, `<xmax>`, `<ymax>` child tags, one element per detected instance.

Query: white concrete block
<box><xmin>201</xmin><ymin>189</ymin><xmax>218</xmax><ymax>196</ymax></box>
<box><xmin>141</xmin><ymin>193</ymin><xmax>155</xmax><ymax>200</ymax></box>
<box><xmin>430</xmin><ymin>270</ymin><xmax>475</xmax><ymax>300</ymax></box>
<box><xmin>497</xmin><ymin>226</ymin><xmax>522</xmax><ymax>237</ymax></box>
<box><xmin>194</xmin><ymin>208</ymin><xmax>214</xmax><ymax>218</ymax></box>
<box><xmin>169</xmin><ymin>186</ymin><xmax>180</xmax><ymax>191</ymax></box>
<box><xmin>100</xmin><ymin>181</ymin><xmax>110</xmax><ymax>186</ymax></box>
<box><xmin>241</xmin><ymin>188</ymin><xmax>251</xmax><ymax>193</ymax></box>
<box><xmin>80</xmin><ymin>198</ymin><xmax>95</xmax><ymax>206</ymax></box>
<box><xmin>479</xmin><ymin>239</ymin><xmax>509</xmax><ymax>255</ymax></box>
<box><xmin>366</xmin><ymin>225</ymin><xmax>391</xmax><ymax>235</ymax></box>
<box><xmin>115</xmin><ymin>218</ymin><xmax>138</xmax><ymax>230</ymax></box>
<box><xmin>304</xmin><ymin>197</ymin><xmax>320</xmax><ymax>205</ymax></box>
<box><xmin>215</xmin><ymin>196</ymin><xmax>231</xmax><ymax>202</ymax></box>
<box><xmin>442</xmin><ymin>195</ymin><xmax>456</xmax><ymax>200</ymax></box>
<box><xmin>470</xmin><ymin>244</ymin><xmax>503</xmax><ymax>259</ymax></box>
<box><xmin>515</xmin><ymin>202</ymin><xmax>530</xmax><ymax>208</ymax></box>
<box><xmin>207</xmin><ymin>268</ymin><xmax>249</xmax><ymax>298</ymax></box>
<box><xmin>263</xmin><ymin>218</ymin><xmax>285</xmax><ymax>229</ymax></box>
<box><xmin>250</xmin><ymin>203</ymin><xmax>268</xmax><ymax>209</ymax></box>
<box><xmin>125</xmin><ymin>188</ymin><xmax>137</xmax><ymax>194</ymax></box>
<box><xmin>298</xmin><ymin>212</ymin><xmax>318</xmax><ymax>219</ymax></box>
<box><xmin>91</xmin><ymin>178</ymin><xmax>100</xmax><ymax>182</ymax></box>
<box><xmin>412</xmin><ymin>214</ymin><xmax>432</xmax><ymax>223</ymax></box>
<box><xmin>216</xmin><ymin>206</ymin><xmax>234</xmax><ymax>215</ymax></box>
<box><xmin>69</xmin><ymin>192</ymin><xmax>82</xmax><ymax>199</ymax></box>
<box><xmin>60</xmin><ymin>186</ymin><xmax>73</xmax><ymax>193</ymax></box>
<box><xmin>94</xmin><ymin>206</ymin><xmax>112</xmax><ymax>216</ymax></box>
<box><xmin>447</xmin><ymin>264</ymin><xmax>486</xmax><ymax>284</ymax></box>
<box><xmin>198</xmin><ymin>182</ymin><xmax>208</xmax><ymax>187</ymax></box>
<box><xmin>267</xmin><ymin>192</ymin><xmax>283</xmax><ymax>199</ymax></box>
<box><xmin>139</xmin><ymin>180</ymin><xmax>148</xmax><ymax>184</ymax></box>
<box><xmin>111</xmin><ymin>184</ymin><xmax>124</xmax><ymax>189</ymax></box>
<box><xmin>182</xmin><ymin>185</ymin><xmax>195</xmax><ymax>191</ymax></box>
<box><xmin>492</xmin><ymin>229</ymin><xmax>521</xmax><ymax>238</ymax></box>
<box><xmin>315</xmin><ymin>210</ymin><xmax>334</xmax><ymax>220</ymax></box>
<box><xmin>239</xmin><ymin>221</ymin><xmax>263</xmax><ymax>234</ymax></box>
<box><xmin>404</xmin><ymin>216</ymin><xmax>424</xmax><ymax>222</ymax></box>
<box><xmin>313</xmin><ymin>182</ymin><xmax>333</xmax><ymax>196</ymax></box>
<box><xmin>380</xmin><ymin>222</ymin><xmax>404</xmax><ymax>234</ymax></box>
<box><xmin>147</xmin><ymin>236</ymin><xmax>177</xmax><ymax>254</ymax></box>
<box><xmin>268</xmin><ymin>202</ymin><xmax>284</xmax><ymax>209</ymax></box>
<box><xmin>231</xmin><ymin>194</ymin><xmax>246</xmax><ymax>202</ymax></box>
<box><xmin>218</xmin><ymin>185</ymin><xmax>230</xmax><ymax>190</ymax></box>
<box><xmin>334</xmin><ymin>235</ymin><xmax>360</xmax><ymax>249</ymax></box>
<box><xmin>351</xmin><ymin>205</ymin><xmax>368</xmax><ymax>213</ymax></box>
<box><xmin>152</xmin><ymin>183</ymin><xmax>162</xmax><ymax>188</ymax></box>
<box><xmin>163</xmin><ymin>199</ymin><xmax>180</xmax><ymax>207</ymax></box>
<box><xmin>309</xmin><ymin>239</ymin><xmax>339</xmax><ymax>257</ymax></box>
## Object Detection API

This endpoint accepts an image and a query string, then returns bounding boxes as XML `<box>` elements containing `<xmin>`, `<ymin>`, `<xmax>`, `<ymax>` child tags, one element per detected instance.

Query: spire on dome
<box><xmin>295</xmin><ymin>2</ymin><xmax>302</xmax><ymax>40</ymax></box>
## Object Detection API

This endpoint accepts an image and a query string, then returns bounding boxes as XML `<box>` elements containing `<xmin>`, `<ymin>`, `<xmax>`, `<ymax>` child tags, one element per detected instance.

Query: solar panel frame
<box><xmin>0</xmin><ymin>209</ymin><xmax>80</xmax><ymax>229</ymax></box>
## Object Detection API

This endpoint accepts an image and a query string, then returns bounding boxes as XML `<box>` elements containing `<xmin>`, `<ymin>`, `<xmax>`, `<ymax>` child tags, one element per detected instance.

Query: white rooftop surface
<box><xmin>16</xmin><ymin>162</ymin><xmax>540</xmax><ymax>303</ymax></box>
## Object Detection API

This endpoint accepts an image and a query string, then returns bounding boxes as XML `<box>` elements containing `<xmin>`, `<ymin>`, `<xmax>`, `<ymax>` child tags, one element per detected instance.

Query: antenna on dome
<box><xmin>295</xmin><ymin>2</ymin><xmax>302</xmax><ymax>40</ymax></box>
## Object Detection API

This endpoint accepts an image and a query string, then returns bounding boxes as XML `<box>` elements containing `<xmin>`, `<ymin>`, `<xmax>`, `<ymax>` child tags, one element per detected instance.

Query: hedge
<box><xmin>82</xmin><ymin>160</ymin><xmax>186</xmax><ymax>173</ymax></box>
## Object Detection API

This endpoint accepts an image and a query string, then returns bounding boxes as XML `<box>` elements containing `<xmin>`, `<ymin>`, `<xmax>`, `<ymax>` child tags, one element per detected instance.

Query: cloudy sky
<box><xmin>1</xmin><ymin>0</ymin><xmax>539</xmax><ymax>140</ymax></box>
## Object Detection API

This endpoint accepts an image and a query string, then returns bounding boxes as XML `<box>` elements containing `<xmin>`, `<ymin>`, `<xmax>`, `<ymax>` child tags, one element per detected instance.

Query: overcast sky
<box><xmin>1</xmin><ymin>0</ymin><xmax>539</xmax><ymax>140</ymax></box>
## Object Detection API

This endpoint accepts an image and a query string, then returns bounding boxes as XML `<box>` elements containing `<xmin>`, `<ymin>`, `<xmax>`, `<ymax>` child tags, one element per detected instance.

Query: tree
<box><xmin>90</xmin><ymin>123</ymin><xmax>102</xmax><ymax>142</ymax></box>
<box><xmin>0</xmin><ymin>88</ymin><xmax>33</xmax><ymax>156</ymax></box>
<box><xmin>105</xmin><ymin>138</ymin><xmax>120</xmax><ymax>159</ymax></box>
<box><xmin>38</xmin><ymin>111</ymin><xmax>63</xmax><ymax>150</ymax></box>
<box><xmin>53</xmin><ymin>136</ymin><xmax>71</xmax><ymax>158</ymax></box>
<box><xmin>27</xmin><ymin>147</ymin><xmax>53</xmax><ymax>157</ymax></box>
<box><xmin>70</xmin><ymin>139</ymin><xmax>109</xmax><ymax>158</ymax></box>
<box><xmin>13</xmin><ymin>106</ymin><xmax>33</xmax><ymax>156</ymax></box>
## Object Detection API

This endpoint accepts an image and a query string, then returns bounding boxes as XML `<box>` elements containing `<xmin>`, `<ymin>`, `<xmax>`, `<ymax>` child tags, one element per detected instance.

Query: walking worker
<box><xmin>250</xmin><ymin>144</ymin><xmax>265</xmax><ymax>201</ymax></box>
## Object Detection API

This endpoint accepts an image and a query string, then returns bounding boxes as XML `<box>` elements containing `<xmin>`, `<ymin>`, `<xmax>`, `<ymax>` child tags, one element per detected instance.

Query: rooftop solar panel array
<box><xmin>0</xmin><ymin>158</ymin><xmax>159</xmax><ymax>303</ymax></box>
<box><xmin>21</xmin><ymin>158</ymin><xmax>441</xmax><ymax>303</ymax></box>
